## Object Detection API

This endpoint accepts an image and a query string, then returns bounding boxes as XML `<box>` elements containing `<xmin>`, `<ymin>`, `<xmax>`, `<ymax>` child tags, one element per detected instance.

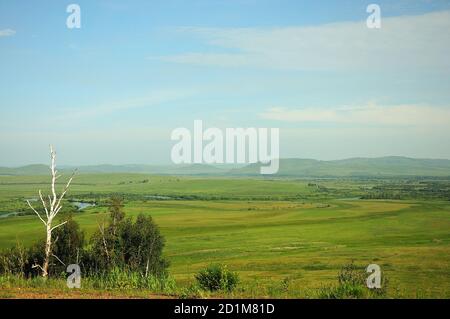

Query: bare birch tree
<box><xmin>27</xmin><ymin>145</ymin><xmax>75</xmax><ymax>278</ymax></box>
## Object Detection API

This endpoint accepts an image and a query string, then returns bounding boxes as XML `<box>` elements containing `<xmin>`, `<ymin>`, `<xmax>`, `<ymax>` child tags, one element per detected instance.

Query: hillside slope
<box><xmin>2</xmin><ymin>157</ymin><xmax>450</xmax><ymax>177</ymax></box>
<box><xmin>231</xmin><ymin>157</ymin><xmax>450</xmax><ymax>177</ymax></box>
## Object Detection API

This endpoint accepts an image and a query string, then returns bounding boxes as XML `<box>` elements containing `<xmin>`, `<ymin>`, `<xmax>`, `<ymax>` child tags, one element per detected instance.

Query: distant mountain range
<box><xmin>1</xmin><ymin>157</ymin><xmax>450</xmax><ymax>177</ymax></box>
<box><xmin>230</xmin><ymin>157</ymin><xmax>450</xmax><ymax>177</ymax></box>
<box><xmin>0</xmin><ymin>163</ymin><xmax>238</xmax><ymax>176</ymax></box>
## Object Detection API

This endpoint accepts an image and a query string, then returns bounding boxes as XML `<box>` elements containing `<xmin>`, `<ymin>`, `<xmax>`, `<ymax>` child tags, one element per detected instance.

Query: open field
<box><xmin>1</xmin><ymin>174</ymin><xmax>449</xmax><ymax>298</ymax></box>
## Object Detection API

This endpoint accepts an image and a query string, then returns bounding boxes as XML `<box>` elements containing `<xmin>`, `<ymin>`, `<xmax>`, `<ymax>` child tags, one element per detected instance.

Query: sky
<box><xmin>1</xmin><ymin>0</ymin><xmax>450</xmax><ymax>166</ymax></box>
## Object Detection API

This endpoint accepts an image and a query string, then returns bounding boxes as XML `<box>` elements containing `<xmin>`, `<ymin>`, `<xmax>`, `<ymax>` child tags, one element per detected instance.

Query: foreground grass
<box><xmin>0</xmin><ymin>274</ymin><xmax>445</xmax><ymax>299</ymax></box>
<box><xmin>0</xmin><ymin>276</ymin><xmax>172</xmax><ymax>299</ymax></box>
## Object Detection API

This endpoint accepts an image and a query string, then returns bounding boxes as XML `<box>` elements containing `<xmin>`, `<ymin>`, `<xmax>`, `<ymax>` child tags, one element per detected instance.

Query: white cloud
<box><xmin>0</xmin><ymin>29</ymin><xmax>16</xmax><ymax>37</ymax></box>
<box><xmin>259</xmin><ymin>104</ymin><xmax>450</xmax><ymax>127</ymax></box>
<box><xmin>160</xmin><ymin>11</ymin><xmax>450</xmax><ymax>71</ymax></box>
<box><xmin>52</xmin><ymin>88</ymin><xmax>197</xmax><ymax>121</ymax></box>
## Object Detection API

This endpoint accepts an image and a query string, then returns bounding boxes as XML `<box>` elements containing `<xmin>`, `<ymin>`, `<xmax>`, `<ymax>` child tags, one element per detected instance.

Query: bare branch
<box><xmin>97</xmin><ymin>218</ymin><xmax>110</xmax><ymax>260</ymax></box>
<box><xmin>32</xmin><ymin>264</ymin><xmax>44</xmax><ymax>272</ymax></box>
<box><xmin>54</xmin><ymin>205</ymin><xmax>63</xmax><ymax>215</ymax></box>
<box><xmin>52</xmin><ymin>254</ymin><xmax>66</xmax><ymax>267</ymax></box>
<box><xmin>54</xmin><ymin>170</ymin><xmax>76</xmax><ymax>214</ymax></box>
<box><xmin>50</xmin><ymin>220</ymin><xmax>67</xmax><ymax>233</ymax></box>
<box><xmin>50</xmin><ymin>145</ymin><xmax>57</xmax><ymax>212</ymax></box>
<box><xmin>27</xmin><ymin>200</ymin><xmax>46</xmax><ymax>226</ymax></box>
<box><xmin>38</xmin><ymin>190</ymin><xmax>49</xmax><ymax>219</ymax></box>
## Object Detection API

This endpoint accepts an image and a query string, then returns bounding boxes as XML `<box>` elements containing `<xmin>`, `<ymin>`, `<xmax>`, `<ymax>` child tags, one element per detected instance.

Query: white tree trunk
<box><xmin>42</xmin><ymin>223</ymin><xmax>52</xmax><ymax>277</ymax></box>
<box><xmin>27</xmin><ymin>145</ymin><xmax>75</xmax><ymax>278</ymax></box>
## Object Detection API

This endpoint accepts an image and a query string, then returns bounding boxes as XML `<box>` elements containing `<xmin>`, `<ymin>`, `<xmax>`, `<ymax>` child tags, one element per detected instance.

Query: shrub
<box><xmin>318</xmin><ymin>262</ymin><xmax>388</xmax><ymax>299</ymax></box>
<box><xmin>0</xmin><ymin>243</ymin><xmax>29</xmax><ymax>277</ymax></box>
<box><xmin>338</xmin><ymin>262</ymin><xmax>366</xmax><ymax>287</ymax></box>
<box><xmin>195</xmin><ymin>264</ymin><xmax>239</xmax><ymax>292</ymax></box>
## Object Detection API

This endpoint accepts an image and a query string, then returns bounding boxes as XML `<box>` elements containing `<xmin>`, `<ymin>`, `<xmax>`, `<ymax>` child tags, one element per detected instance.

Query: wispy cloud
<box><xmin>52</xmin><ymin>89</ymin><xmax>197</xmax><ymax>121</ymax></box>
<box><xmin>260</xmin><ymin>104</ymin><xmax>450</xmax><ymax>127</ymax></box>
<box><xmin>0</xmin><ymin>29</ymin><xmax>16</xmax><ymax>37</ymax></box>
<box><xmin>159</xmin><ymin>10</ymin><xmax>450</xmax><ymax>71</ymax></box>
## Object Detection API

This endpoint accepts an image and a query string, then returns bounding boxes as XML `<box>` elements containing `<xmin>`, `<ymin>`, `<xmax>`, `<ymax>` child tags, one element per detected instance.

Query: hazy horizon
<box><xmin>3</xmin><ymin>154</ymin><xmax>450</xmax><ymax>169</ymax></box>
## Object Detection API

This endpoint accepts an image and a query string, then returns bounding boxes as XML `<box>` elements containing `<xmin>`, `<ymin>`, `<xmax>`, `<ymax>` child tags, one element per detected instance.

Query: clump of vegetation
<box><xmin>84</xmin><ymin>267</ymin><xmax>176</xmax><ymax>293</ymax></box>
<box><xmin>0</xmin><ymin>242</ymin><xmax>29</xmax><ymax>277</ymax></box>
<box><xmin>318</xmin><ymin>262</ymin><xmax>388</xmax><ymax>299</ymax></box>
<box><xmin>178</xmin><ymin>284</ymin><xmax>205</xmax><ymax>299</ymax></box>
<box><xmin>85</xmin><ymin>196</ymin><xmax>169</xmax><ymax>277</ymax></box>
<box><xmin>195</xmin><ymin>264</ymin><xmax>239</xmax><ymax>292</ymax></box>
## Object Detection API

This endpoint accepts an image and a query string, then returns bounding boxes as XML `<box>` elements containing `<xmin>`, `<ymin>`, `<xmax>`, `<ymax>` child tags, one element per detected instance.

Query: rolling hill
<box><xmin>0</xmin><ymin>164</ymin><xmax>50</xmax><ymax>176</ymax></box>
<box><xmin>0</xmin><ymin>163</ymin><xmax>234</xmax><ymax>176</ymax></box>
<box><xmin>1</xmin><ymin>157</ymin><xmax>450</xmax><ymax>177</ymax></box>
<box><xmin>231</xmin><ymin>157</ymin><xmax>450</xmax><ymax>177</ymax></box>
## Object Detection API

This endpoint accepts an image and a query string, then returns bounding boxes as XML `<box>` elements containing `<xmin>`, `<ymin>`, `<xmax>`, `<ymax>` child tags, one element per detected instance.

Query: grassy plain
<box><xmin>0</xmin><ymin>173</ymin><xmax>449</xmax><ymax>298</ymax></box>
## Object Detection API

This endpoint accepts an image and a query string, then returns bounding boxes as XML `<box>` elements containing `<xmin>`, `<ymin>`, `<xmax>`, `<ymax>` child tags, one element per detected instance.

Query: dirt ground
<box><xmin>0</xmin><ymin>287</ymin><xmax>173</xmax><ymax>299</ymax></box>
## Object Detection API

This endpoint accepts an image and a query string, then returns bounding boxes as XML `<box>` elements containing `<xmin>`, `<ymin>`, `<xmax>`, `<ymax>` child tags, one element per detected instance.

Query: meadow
<box><xmin>0</xmin><ymin>173</ymin><xmax>449</xmax><ymax>298</ymax></box>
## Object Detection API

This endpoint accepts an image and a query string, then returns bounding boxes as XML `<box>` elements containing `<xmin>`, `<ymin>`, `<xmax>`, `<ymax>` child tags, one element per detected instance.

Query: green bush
<box><xmin>195</xmin><ymin>264</ymin><xmax>239</xmax><ymax>292</ymax></box>
<box><xmin>318</xmin><ymin>262</ymin><xmax>388</xmax><ymax>299</ymax></box>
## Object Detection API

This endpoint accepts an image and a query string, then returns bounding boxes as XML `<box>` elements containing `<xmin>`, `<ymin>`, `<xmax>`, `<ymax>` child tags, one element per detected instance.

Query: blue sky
<box><xmin>1</xmin><ymin>0</ymin><xmax>450</xmax><ymax>165</ymax></box>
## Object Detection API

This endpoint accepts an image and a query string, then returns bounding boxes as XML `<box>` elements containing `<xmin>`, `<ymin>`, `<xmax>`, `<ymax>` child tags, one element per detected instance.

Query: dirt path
<box><xmin>0</xmin><ymin>287</ymin><xmax>173</xmax><ymax>299</ymax></box>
